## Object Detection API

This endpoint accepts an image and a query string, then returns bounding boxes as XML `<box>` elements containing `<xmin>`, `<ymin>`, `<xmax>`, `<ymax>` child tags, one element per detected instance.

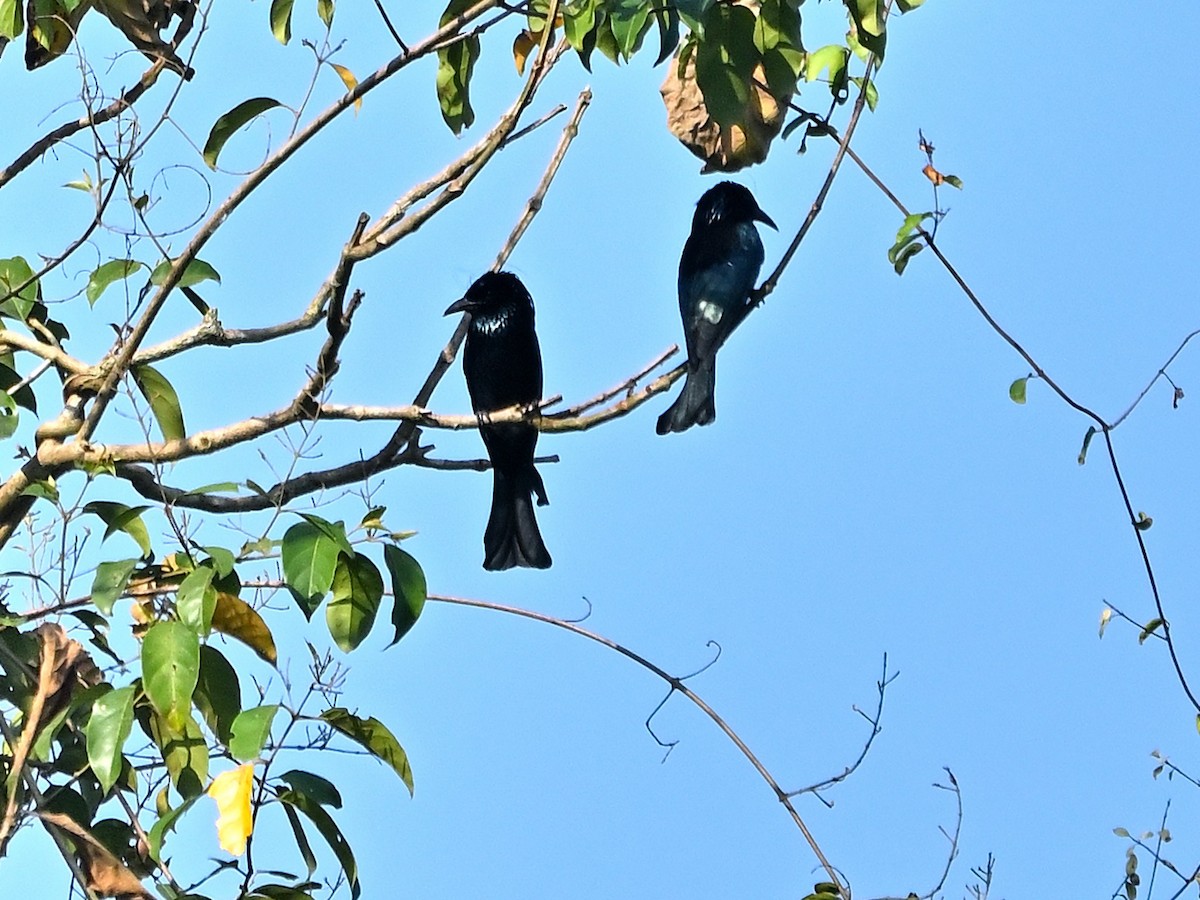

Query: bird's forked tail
<box><xmin>656</xmin><ymin>357</ymin><xmax>716</xmax><ymax>435</ymax></box>
<box><xmin>483</xmin><ymin>465</ymin><xmax>551</xmax><ymax>570</ymax></box>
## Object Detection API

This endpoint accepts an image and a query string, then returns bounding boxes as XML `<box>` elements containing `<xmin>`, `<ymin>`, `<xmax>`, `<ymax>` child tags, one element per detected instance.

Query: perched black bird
<box><xmin>445</xmin><ymin>272</ymin><xmax>552</xmax><ymax>570</ymax></box>
<box><xmin>657</xmin><ymin>181</ymin><xmax>777</xmax><ymax>435</ymax></box>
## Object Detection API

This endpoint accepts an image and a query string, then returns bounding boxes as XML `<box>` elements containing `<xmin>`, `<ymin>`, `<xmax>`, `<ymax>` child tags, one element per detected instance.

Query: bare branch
<box><xmin>428</xmin><ymin>592</ymin><xmax>848</xmax><ymax>897</ymax></box>
<box><xmin>0</xmin><ymin>60</ymin><xmax>170</xmax><ymax>190</ymax></box>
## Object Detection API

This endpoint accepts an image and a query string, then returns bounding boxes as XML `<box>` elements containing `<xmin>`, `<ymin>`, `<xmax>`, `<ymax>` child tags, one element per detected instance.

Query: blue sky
<box><xmin>4</xmin><ymin>2</ymin><xmax>1200</xmax><ymax>897</ymax></box>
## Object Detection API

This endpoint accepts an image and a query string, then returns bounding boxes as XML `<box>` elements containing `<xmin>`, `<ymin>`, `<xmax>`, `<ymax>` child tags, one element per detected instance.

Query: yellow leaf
<box><xmin>328</xmin><ymin>63</ymin><xmax>362</xmax><ymax>115</ymax></box>
<box><xmin>512</xmin><ymin>29</ymin><xmax>538</xmax><ymax>75</ymax></box>
<box><xmin>208</xmin><ymin>764</ymin><xmax>255</xmax><ymax>856</ymax></box>
<box><xmin>212</xmin><ymin>593</ymin><xmax>278</xmax><ymax>665</ymax></box>
<box><xmin>1098</xmin><ymin>607</ymin><xmax>1112</xmax><ymax>638</ymax></box>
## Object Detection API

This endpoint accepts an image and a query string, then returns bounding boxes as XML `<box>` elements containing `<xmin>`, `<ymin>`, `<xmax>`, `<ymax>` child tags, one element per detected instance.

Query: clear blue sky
<box><xmin>4</xmin><ymin>2</ymin><xmax>1200</xmax><ymax>897</ymax></box>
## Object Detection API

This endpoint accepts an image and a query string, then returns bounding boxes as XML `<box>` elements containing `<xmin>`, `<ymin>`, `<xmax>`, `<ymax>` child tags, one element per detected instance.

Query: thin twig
<box><xmin>429</xmin><ymin>593</ymin><xmax>847</xmax><ymax>896</ymax></box>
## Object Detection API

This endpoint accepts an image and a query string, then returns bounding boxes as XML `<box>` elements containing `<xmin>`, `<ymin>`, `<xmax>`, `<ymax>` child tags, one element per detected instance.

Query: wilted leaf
<box><xmin>512</xmin><ymin>27</ymin><xmax>537</xmax><ymax>74</ymax></box>
<box><xmin>1099</xmin><ymin>607</ymin><xmax>1112</xmax><ymax>638</ymax></box>
<box><xmin>211</xmin><ymin>592</ymin><xmax>278</xmax><ymax>664</ymax></box>
<box><xmin>327</xmin><ymin>62</ymin><xmax>361</xmax><ymax>113</ymax></box>
<box><xmin>203</xmin><ymin>98</ymin><xmax>284</xmax><ymax>169</ymax></box>
<box><xmin>208</xmin><ymin>764</ymin><xmax>255</xmax><ymax>855</ymax></box>
<box><xmin>1135</xmin><ymin>512</ymin><xmax>1153</xmax><ymax>531</ymax></box>
<box><xmin>1138</xmin><ymin>617</ymin><xmax>1164</xmax><ymax>644</ymax></box>
<box><xmin>1078</xmin><ymin>425</ymin><xmax>1097</xmax><ymax>465</ymax></box>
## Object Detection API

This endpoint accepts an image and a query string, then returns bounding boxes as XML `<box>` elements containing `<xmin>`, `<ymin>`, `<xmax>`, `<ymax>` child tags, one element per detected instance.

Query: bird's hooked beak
<box><xmin>444</xmin><ymin>296</ymin><xmax>476</xmax><ymax>316</ymax></box>
<box><xmin>755</xmin><ymin>207</ymin><xmax>778</xmax><ymax>231</ymax></box>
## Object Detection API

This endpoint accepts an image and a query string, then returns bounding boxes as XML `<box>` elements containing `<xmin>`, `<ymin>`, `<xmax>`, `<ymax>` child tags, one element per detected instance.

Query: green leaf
<box><xmin>804</xmin><ymin>43</ymin><xmax>847</xmax><ymax>85</ymax></box>
<box><xmin>229</xmin><ymin>704</ymin><xmax>279</xmax><ymax>762</ymax></box>
<box><xmin>384</xmin><ymin>544</ymin><xmax>426</xmax><ymax>646</ymax></box>
<box><xmin>0</xmin><ymin>390</ymin><xmax>17</xmax><ymax>440</ymax></box>
<box><xmin>563</xmin><ymin>0</ymin><xmax>597</xmax><ymax>53</ymax></box>
<box><xmin>280</xmin><ymin>802</ymin><xmax>319</xmax><ymax>880</ymax></box>
<box><xmin>281</xmin><ymin>520</ymin><xmax>342</xmax><ymax>618</ymax></box>
<box><xmin>201</xmin><ymin>546</ymin><xmax>237</xmax><ymax>578</ymax></box>
<box><xmin>147</xmin><ymin>795</ymin><xmax>200</xmax><ymax>862</ymax></box>
<box><xmin>86</xmin><ymin>685</ymin><xmax>136</xmax><ymax>794</ymax></box>
<box><xmin>317</xmin><ymin>0</ymin><xmax>333</xmax><ymax>28</ymax></box>
<box><xmin>608</xmin><ymin>0</ymin><xmax>651</xmax><ymax>60</ymax></box>
<box><xmin>435</xmin><ymin>14</ymin><xmax>479</xmax><ymax>134</ymax></box>
<box><xmin>847</xmin><ymin>0</ymin><xmax>886</xmax><ymax>61</ymax></box>
<box><xmin>1113</xmin><ymin>826</ymin><xmax>1130</xmax><ymax>838</ymax></box>
<box><xmin>0</xmin><ymin>256</ymin><xmax>38</xmax><ymax>321</ymax></box>
<box><xmin>1135</xmin><ymin>511</ymin><xmax>1153</xmax><ymax>531</ymax></box>
<box><xmin>194</xmin><ymin>645</ymin><xmax>241</xmax><ymax>744</ymax></box>
<box><xmin>278</xmin><ymin>769</ymin><xmax>342</xmax><ymax>808</ymax></box>
<box><xmin>83</xmin><ymin>501</ymin><xmax>152</xmax><ymax>557</ymax></box>
<box><xmin>694</xmin><ymin>4</ymin><xmax>759</xmax><ymax>127</ymax></box>
<box><xmin>91</xmin><ymin>558</ymin><xmax>138</xmax><ymax>615</ymax></box>
<box><xmin>1009</xmin><ymin>377</ymin><xmax>1028</xmax><ymax>405</ymax></box>
<box><xmin>849</xmin><ymin>76</ymin><xmax>878</xmax><ymax>111</ymax></box>
<box><xmin>177</xmin><ymin>565</ymin><xmax>217</xmax><ymax>635</ymax></box>
<box><xmin>142</xmin><ymin>621</ymin><xmax>200</xmax><ymax>733</ymax></box>
<box><xmin>944</xmin><ymin>174</ymin><xmax>964</xmax><ymax>189</ymax></box>
<box><xmin>150</xmin><ymin>710</ymin><xmax>208</xmax><ymax>799</ymax></box>
<box><xmin>279</xmin><ymin>789</ymin><xmax>360</xmax><ymax>899</ymax></box>
<box><xmin>1138</xmin><ymin>618</ymin><xmax>1164</xmax><ymax>644</ymax></box>
<box><xmin>326</xmin><ymin>552</ymin><xmax>383</xmax><ymax>652</ymax></box>
<box><xmin>321</xmin><ymin>708</ymin><xmax>413</xmax><ymax>795</ymax></box>
<box><xmin>183</xmin><ymin>481</ymin><xmax>242</xmax><ymax>496</ymax></box>
<box><xmin>652</xmin><ymin>3</ymin><xmax>680</xmax><ymax>65</ymax></box>
<box><xmin>299</xmin><ymin>513</ymin><xmax>354</xmax><ymax>554</ymax></box>
<box><xmin>890</xmin><ymin>240</ymin><xmax>923</xmax><ymax>275</ymax></box>
<box><xmin>269</xmin><ymin>0</ymin><xmax>294</xmax><ymax>43</ymax></box>
<box><xmin>149</xmin><ymin>257</ymin><xmax>222</xmax><ymax>289</ymax></box>
<box><xmin>131</xmin><ymin>364</ymin><xmax>186</xmax><ymax>442</ymax></box>
<box><xmin>203</xmin><ymin>98</ymin><xmax>284</xmax><ymax>169</ymax></box>
<box><xmin>85</xmin><ymin>259</ymin><xmax>143</xmax><ymax>307</ymax></box>
<box><xmin>0</xmin><ymin>0</ymin><xmax>22</xmax><ymax>40</ymax></box>
<box><xmin>0</xmin><ymin>363</ymin><xmax>35</xmax><ymax>414</ymax></box>
<box><xmin>896</xmin><ymin>0</ymin><xmax>926</xmax><ymax>12</ymax></box>
<box><xmin>1078</xmin><ymin>426</ymin><xmax>1097</xmax><ymax>465</ymax></box>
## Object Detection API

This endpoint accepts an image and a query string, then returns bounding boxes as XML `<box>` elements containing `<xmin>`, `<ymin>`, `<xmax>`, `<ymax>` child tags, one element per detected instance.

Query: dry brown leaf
<box><xmin>40</xmin><ymin>811</ymin><xmax>154</xmax><ymax>899</ymax></box>
<box><xmin>660</xmin><ymin>53</ymin><xmax>789</xmax><ymax>174</ymax></box>
<box><xmin>922</xmin><ymin>163</ymin><xmax>945</xmax><ymax>186</ymax></box>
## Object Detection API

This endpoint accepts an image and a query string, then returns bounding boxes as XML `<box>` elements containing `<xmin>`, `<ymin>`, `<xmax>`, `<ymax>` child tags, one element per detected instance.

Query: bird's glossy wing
<box><xmin>679</xmin><ymin>225</ymin><xmax>764</xmax><ymax>361</ymax></box>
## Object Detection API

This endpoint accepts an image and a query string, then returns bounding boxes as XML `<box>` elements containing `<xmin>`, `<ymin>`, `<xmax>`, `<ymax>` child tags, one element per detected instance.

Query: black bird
<box><xmin>445</xmin><ymin>272</ymin><xmax>552</xmax><ymax>570</ymax></box>
<box><xmin>657</xmin><ymin>181</ymin><xmax>777</xmax><ymax>435</ymax></box>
